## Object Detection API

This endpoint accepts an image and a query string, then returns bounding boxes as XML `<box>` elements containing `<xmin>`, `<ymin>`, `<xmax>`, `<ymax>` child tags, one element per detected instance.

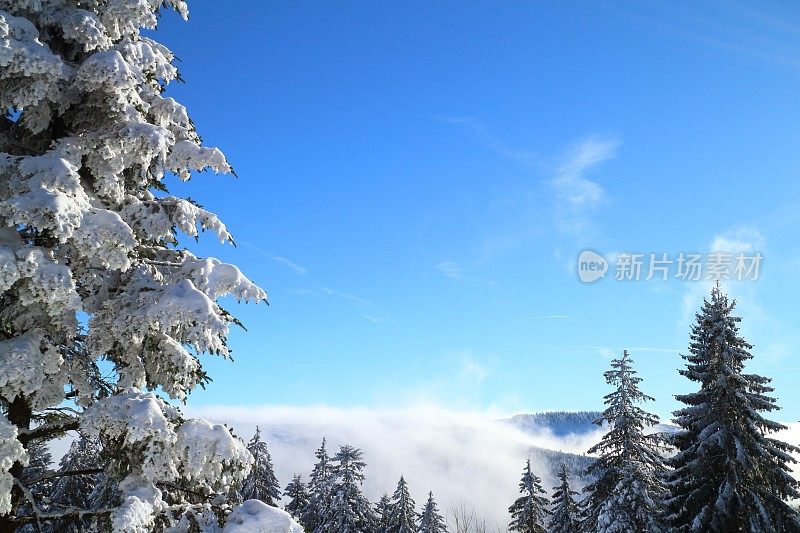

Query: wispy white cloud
<box><xmin>457</xmin><ymin>351</ymin><xmax>489</xmax><ymax>382</ymax></box>
<box><xmin>680</xmin><ymin>226</ymin><xmax>766</xmax><ymax>328</ymax></box>
<box><xmin>629</xmin><ymin>347</ymin><xmax>682</xmax><ymax>354</ymax></box>
<box><xmin>285</xmin><ymin>288</ymin><xmax>319</xmax><ymax>296</ymax></box>
<box><xmin>551</xmin><ymin>345</ymin><xmax>680</xmax><ymax>358</ymax></box>
<box><xmin>243</xmin><ymin>243</ymin><xmax>377</xmax><ymax>319</ymax></box>
<box><xmin>393</xmin><ymin>349</ymin><xmax>505</xmax><ymax>411</ymax></box>
<box><xmin>434</xmin><ymin>124</ymin><xmax>621</xmax><ymax>269</ymax></box>
<box><xmin>549</xmin><ymin>135</ymin><xmax>620</xmax><ymax>237</ymax></box>
<box><xmin>710</xmin><ymin>225</ymin><xmax>764</xmax><ymax>254</ymax></box>
<box><xmin>316</xmin><ymin>285</ymin><xmax>371</xmax><ymax>307</ymax></box>
<box><xmin>510</xmin><ymin>315</ymin><xmax>571</xmax><ymax>320</ymax></box>
<box><xmin>242</xmin><ymin>242</ymin><xmax>308</xmax><ymax>275</ymax></box>
<box><xmin>436</xmin><ymin>116</ymin><xmax>539</xmax><ymax>165</ymax></box>
<box><xmin>436</xmin><ymin>261</ymin><xmax>463</xmax><ymax>281</ymax></box>
<box><xmin>596</xmin><ymin>347</ymin><xmax>615</xmax><ymax>359</ymax></box>
<box><xmin>267</xmin><ymin>255</ymin><xmax>308</xmax><ymax>276</ymax></box>
<box><xmin>435</xmin><ymin>261</ymin><xmax>498</xmax><ymax>288</ymax></box>
<box><xmin>284</xmin><ymin>286</ymin><xmax>372</xmax><ymax>310</ymax></box>
<box><xmin>607</xmin><ymin>1</ymin><xmax>800</xmax><ymax>75</ymax></box>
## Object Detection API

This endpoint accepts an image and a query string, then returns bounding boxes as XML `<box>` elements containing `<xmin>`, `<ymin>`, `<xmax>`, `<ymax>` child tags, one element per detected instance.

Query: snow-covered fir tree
<box><xmin>302</xmin><ymin>438</ymin><xmax>334</xmax><ymax>531</ymax></box>
<box><xmin>507</xmin><ymin>458</ymin><xmax>550</xmax><ymax>533</ymax></box>
<box><xmin>387</xmin><ymin>475</ymin><xmax>417</xmax><ymax>533</ymax></box>
<box><xmin>283</xmin><ymin>474</ymin><xmax>310</xmax><ymax>521</ymax></box>
<box><xmin>418</xmin><ymin>491</ymin><xmax>447</xmax><ymax>533</ymax></box>
<box><xmin>49</xmin><ymin>435</ymin><xmax>100</xmax><ymax>508</ymax></box>
<box><xmin>375</xmin><ymin>493</ymin><xmax>392</xmax><ymax>533</ymax></box>
<box><xmin>85</xmin><ymin>474</ymin><xmax>120</xmax><ymax>532</ymax></box>
<box><xmin>581</xmin><ymin>350</ymin><xmax>666</xmax><ymax>533</ymax></box>
<box><xmin>17</xmin><ymin>439</ymin><xmax>53</xmax><ymax>531</ymax></box>
<box><xmin>47</xmin><ymin>435</ymin><xmax>103</xmax><ymax>531</ymax></box>
<box><xmin>0</xmin><ymin>1</ymin><xmax>267</xmax><ymax>530</ymax></box>
<box><xmin>549</xmin><ymin>463</ymin><xmax>581</xmax><ymax>533</ymax></box>
<box><xmin>664</xmin><ymin>285</ymin><xmax>800</xmax><ymax>532</ymax></box>
<box><xmin>241</xmin><ymin>426</ymin><xmax>281</xmax><ymax>505</ymax></box>
<box><xmin>20</xmin><ymin>439</ymin><xmax>53</xmax><ymax>498</ymax></box>
<box><xmin>319</xmin><ymin>444</ymin><xmax>376</xmax><ymax>533</ymax></box>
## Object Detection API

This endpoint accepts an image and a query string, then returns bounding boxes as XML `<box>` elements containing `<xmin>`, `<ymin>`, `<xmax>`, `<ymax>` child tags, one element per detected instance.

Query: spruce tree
<box><xmin>418</xmin><ymin>491</ymin><xmax>447</xmax><ymax>533</ymax></box>
<box><xmin>387</xmin><ymin>475</ymin><xmax>417</xmax><ymax>533</ymax></box>
<box><xmin>284</xmin><ymin>474</ymin><xmax>310</xmax><ymax>521</ymax></box>
<box><xmin>375</xmin><ymin>493</ymin><xmax>392</xmax><ymax>533</ymax></box>
<box><xmin>303</xmin><ymin>438</ymin><xmax>335</xmax><ymax>531</ymax></box>
<box><xmin>508</xmin><ymin>458</ymin><xmax>550</xmax><ymax>533</ymax></box>
<box><xmin>550</xmin><ymin>463</ymin><xmax>581</xmax><ymax>533</ymax></box>
<box><xmin>49</xmin><ymin>435</ymin><xmax>100</xmax><ymax>508</ymax></box>
<box><xmin>47</xmin><ymin>435</ymin><xmax>102</xmax><ymax>532</ymax></box>
<box><xmin>0</xmin><ymin>1</ymin><xmax>266</xmax><ymax>529</ymax></box>
<box><xmin>17</xmin><ymin>440</ymin><xmax>53</xmax><ymax>531</ymax></box>
<box><xmin>320</xmin><ymin>444</ymin><xmax>376</xmax><ymax>533</ymax></box>
<box><xmin>581</xmin><ymin>349</ymin><xmax>666</xmax><ymax>533</ymax></box>
<box><xmin>664</xmin><ymin>285</ymin><xmax>800</xmax><ymax>531</ymax></box>
<box><xmin>241</xmin><ymin>426</ymin><xmax>281</xmax><ymax>505</ymax></box>
<box><xmin>86</xmin><ymin>474</ymin><xmax>120</xmax><ymax>532</ymax></box>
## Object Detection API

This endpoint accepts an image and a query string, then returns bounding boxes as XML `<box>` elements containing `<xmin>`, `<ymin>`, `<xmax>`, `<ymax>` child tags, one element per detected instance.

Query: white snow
<box><xmin>0</xmin><ymin>414</ymin><xmax>27</xmax><ymax>515</ymax></box>
<box><xmin>174</xmin><ymin>418</ymin><xmax>253</xmax><ymax>494</ymax></box>
<box><xmin>0</xmin><ymin>330</ymin><xmax>64</xmax><ymax>409</ymax></box>
<box><xmin>224</xmin><ymin>500</ymin><xmax>304</xmax><ymax>533</ymax></box>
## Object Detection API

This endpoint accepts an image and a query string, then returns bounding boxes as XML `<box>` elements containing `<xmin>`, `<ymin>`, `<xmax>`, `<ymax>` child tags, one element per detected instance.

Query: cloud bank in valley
<box><xmin>49</xmin><ymin>403</ymin><xmax>800</xmax><ymax>527</ymax></box>
<box><xmin>188</xmin><ymin>404</ymin><xmax>607</xmax><ymax>528</ymax></box>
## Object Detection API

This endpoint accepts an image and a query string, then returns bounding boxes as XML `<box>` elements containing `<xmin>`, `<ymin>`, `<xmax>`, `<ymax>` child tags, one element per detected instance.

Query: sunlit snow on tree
<box><xmin>0</xmin><ymin>0</ymin><xmax>269</xmax><ymax>530</ymax></box>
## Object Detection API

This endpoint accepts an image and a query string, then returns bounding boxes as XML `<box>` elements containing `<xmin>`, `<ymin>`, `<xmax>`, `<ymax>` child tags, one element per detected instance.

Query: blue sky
<box><xmin>155</xmin><ymin>1</ymin><xmax>800</xmax><ymax>419</ymax></box>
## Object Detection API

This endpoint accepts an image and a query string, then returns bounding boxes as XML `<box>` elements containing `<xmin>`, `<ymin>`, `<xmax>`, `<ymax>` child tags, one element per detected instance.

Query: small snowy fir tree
<box><xmin>302</xmin><ymin>438</ymin><xmax>334</xmax><ymax>532</ymax></box>
<box><xmin>20</xmin><ymin>439</ymin><xmax>52</xmax><ymax>492</ymax></box>
<box><xmin>375</xmin><ymin>493</ymin><xmax>392</xmax><ymax>533</ymax></box>
<box><xmin>319</xmin><ymin>444</ymin><xmax>376</xmax><ymax>533</ymax></box>
<box><xmin>86</xmin><ymin>473</ymin><xmax>121</xmax><ymax>532</ymax></box>
<box><xmin>0</xmin><ymin>1</ymin><xmax>267</xmax><ymax>530</ymax></box>
<box><xmin>283</xmin><ymin>474</ymin><xmax>310</xmax><ymax>521</ymax></box>
<box><xmin>418</xmin><ymin>491</ymin><xmax>447</xmax><ymax>533</ymax></box>
<box><xmin>17</xmin><ymin>440</ymin><xmax>53</xmax><ymax>531</ymax></box>
<box><xmin>387</xmin><ymin>475</ymin><xmax>417</xmax><ymax>533</ymax></box>
<box><xmin>664</xmin><ymin>285</ymin><xmax>800</xmax><ymax>531</ymax></box>
<box><xmin>47</xmin><ymin>435</ymin><xmax>103</xmax><ymax>532</ymax></box>
<box><xmin>507</xmin><ymin>458</ymin><xmax>550</xmax><ymax>533</ymax></box>
<box><xmin>581</xmin><ymin>350</ymin><xmax>666</xmax><ymax>533</ymax></box>
<box><xmin>549</xmin><ymin>463</ymin><xmax>581</xmax><ymax>533</ymax></box>
<box><xmin>241</xmin><ymin>426</ymin><xmax>281</xmax><ymax>505</ymax></box>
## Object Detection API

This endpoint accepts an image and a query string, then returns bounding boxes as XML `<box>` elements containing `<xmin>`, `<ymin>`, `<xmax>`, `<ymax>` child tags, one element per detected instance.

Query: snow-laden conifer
<box><xmin>418</xmin><ymin>491</ymin><xmax>447</xmax><ymax>533</ymax></box>
<box><xmin>302</xmin><ymin>438</ymin><xmax>334</xmax><ymax>532</ymax></box>
<box><xmin>508</xmin><ymin>458</ymin><xmax>549</xmax><ymax>533</ymax></box>
<box><xmin>0</xmin><ymin>1</ymin><xmax>266</xmax><ymax>529</ymax></box>
<box><xmin>319</xmin><ymin>444</ymin><xmax>376</xmax><ymax>533</ymax></box>
<box><xmin>375</xmin><ymin>493</ymin><xmax>392</xmax><ymax>533</ymax></box>
<box><xmin>664</xmin><ymin>285</ymin><xmax>800</xmax><ymax>531</ymax></box>
<box><xmin>47</xmin><ymin>435</ymin><xmax>102</xmax><ymax>531</ymax></box>
<box><xmin>283</xmin><ymin>474</ymin><xmax>309</xmax><ymax>521</ymax></box>
<box><xmin>387</xmin><ymin>475</ymin><xmax>417</xmax><ymax>533</ymax></box>
<box><xmin>550</xmin><ymin>463</ymin><xmax>581</xmax><ymax>533</ymax></box>
<box><xmin>241</xmin><ymin>426</ymin><xmax>281</xmax><ymax>505</ymax></box>
<box><xmin>17</xmin><ymin>440</ymin><xmax>52</xmax><ymax>531</ymax></box>
<box><xmin>581</xmin><ymin>350</ymin><xmax>666</xmax><ymax>533</ymax></box>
